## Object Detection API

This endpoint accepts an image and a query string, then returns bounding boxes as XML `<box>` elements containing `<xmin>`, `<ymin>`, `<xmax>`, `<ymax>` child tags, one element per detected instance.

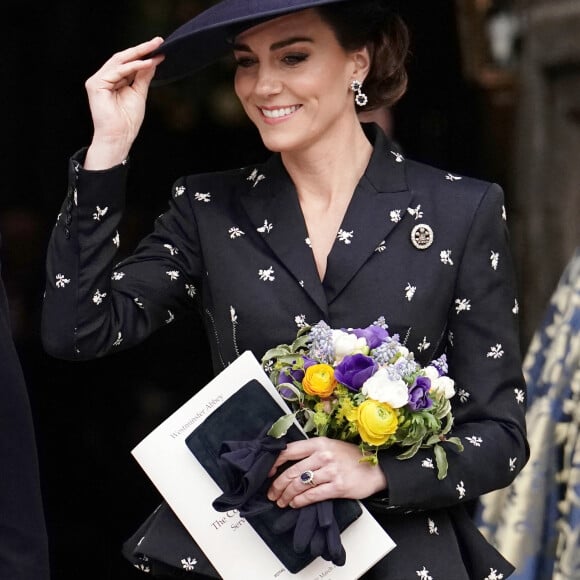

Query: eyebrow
<box><xmin>232</xmin><ymin>36</ymin><xmax>314</xmax><ymax>52</ymax></box>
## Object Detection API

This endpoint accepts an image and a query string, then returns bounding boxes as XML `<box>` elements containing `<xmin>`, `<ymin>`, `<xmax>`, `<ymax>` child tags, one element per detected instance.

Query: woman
<box><xmin>42</xmin><ymin>0</ymin><xmax>529</xmax><ymax>578</ymax></box>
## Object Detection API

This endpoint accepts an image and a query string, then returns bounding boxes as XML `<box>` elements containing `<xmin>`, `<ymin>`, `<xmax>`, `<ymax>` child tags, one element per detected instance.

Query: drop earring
<box><xmin>350</xmin><ymin>80</ymin><xmax>368</xmax><ymax>107</ymax></box>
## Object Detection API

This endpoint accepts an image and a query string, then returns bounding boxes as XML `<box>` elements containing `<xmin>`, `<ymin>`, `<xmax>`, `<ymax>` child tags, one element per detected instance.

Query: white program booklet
<box><xmin>131</xmin><ymin>350</ymin><xmax>396</xmax><ymax>580</ymax></box>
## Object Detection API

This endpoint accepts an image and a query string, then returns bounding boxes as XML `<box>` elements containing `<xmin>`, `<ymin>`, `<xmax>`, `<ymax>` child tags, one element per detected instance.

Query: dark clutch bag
<box><xmin>123</xmin><ymin>379</ymin><xmax>361</xmax><ymax>577</ymax></box>
<box><xmin>184</xmin><ymin>379</ymin><xmax>362</xmax><ymax>574</ymax></box>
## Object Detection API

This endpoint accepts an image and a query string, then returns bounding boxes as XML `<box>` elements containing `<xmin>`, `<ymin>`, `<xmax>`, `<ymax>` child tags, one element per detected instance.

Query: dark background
<box><xmin>2</xmin><ymin>1</ymin><xmax>520</xmax><ymax>578</ymax></box>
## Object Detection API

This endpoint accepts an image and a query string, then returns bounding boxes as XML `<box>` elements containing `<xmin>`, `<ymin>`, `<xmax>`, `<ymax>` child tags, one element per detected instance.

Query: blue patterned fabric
<box><xmin>476</xmin><ymin>247</ymin><xmax>580</xmax><ymax>580</ymax></box>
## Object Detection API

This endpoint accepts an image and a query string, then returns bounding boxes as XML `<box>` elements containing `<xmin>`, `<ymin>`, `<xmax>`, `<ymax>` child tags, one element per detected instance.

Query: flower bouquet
<box><xmin>262</xmin><ymin>317</ymin><xmax>463</xmax><ymax>479</ymax></box>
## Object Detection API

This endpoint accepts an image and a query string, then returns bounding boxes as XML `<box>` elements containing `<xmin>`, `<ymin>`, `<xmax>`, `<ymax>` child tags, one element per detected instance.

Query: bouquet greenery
<box><xmin>262</xmin><ymin>317</ymin><xmax>463</xmax><ymax>479</ymax></box>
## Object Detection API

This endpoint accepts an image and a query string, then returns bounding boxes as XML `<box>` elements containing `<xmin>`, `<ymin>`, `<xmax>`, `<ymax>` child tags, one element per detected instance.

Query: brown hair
<box><xmin>316</xmin><ymin>0</ymin><xmax>410</xmax><ymax>111</ymax></box>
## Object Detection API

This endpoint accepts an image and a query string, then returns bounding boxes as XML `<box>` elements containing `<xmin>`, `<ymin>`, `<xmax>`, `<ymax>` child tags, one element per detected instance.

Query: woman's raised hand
<box><xmin>84</xmin><ymin>37</ymin><xmax>165</xmax><ymax>170</ymax></box>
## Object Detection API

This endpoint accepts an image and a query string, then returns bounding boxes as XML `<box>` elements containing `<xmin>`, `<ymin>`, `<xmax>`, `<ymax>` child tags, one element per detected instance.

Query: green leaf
<box><xmin>291</xmin><ymin>334</ymin><xmax>311</xmax><ymax>352</ymax></box>
<box><xmin>262</xmin><ymin>345</ymin><xmax>292</xmax><ymax>361</ymax></box>
<box><xmin>425</xmin><ymin>433</ymin><xmax>442</xmax><ymax>446</ymax></box>
<box><xmin>396</xmin><ymin>439</ymin><xmax>422</xmax><ymax>460</ymax></box>
<box><xmin>444</xmin><ymin>436</ymin><xmax>464</xmax><ymax>452</ymax></box>
<box><xmin>277</xmin><ymin>382</ymin><xmax>302</xmax><ymax>402</ymax></box>
<box><xmin>275</xmin><ymin>354</ymin><xmax>302</xmax><ymax>366</ymax></box>
<box><xmin>267</xmin><ymin>413</ymin><xmax>297</xmax><ymax>439</ymax></box>
<box><xmin>302</xmin><ymin>409</ymin><xmax>317</xmax><ymax>433</ymax></box>
<box><xmin>433</xmin><ymin>444</ymin><xmax>448</xmax><ymax>480</ymax></box>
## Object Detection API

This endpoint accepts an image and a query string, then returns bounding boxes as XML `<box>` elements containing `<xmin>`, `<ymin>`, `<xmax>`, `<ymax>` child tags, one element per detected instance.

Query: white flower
<box><xmin>194</xmin><ymin>192</ymin><xmax>211</xmax><ymax>202</ymax></box>
<box><xmin>55</xmin><ymin>273</ymin><xmax>70</xmax><ymax>288</ymax></box>
<box><xmin>423</xmin><ymin>366</ymin><xmax>440</xmax><ymax>381</ymax></box>
<box><xmin>331</xmin><ymin>329</ymin><xmax>367</xmax><ymax>362</ymax></box>
<box><xmin>458</xmin><ymin>388</ymin><xmax>470</xmax><ymax>403</ymax></box>
<box><xmin>163</xmin><ymin>243</ymin><xmax>179</xmax><ymax>256</ymax></box>
<box><xmin>487</xmin><ymin>343</ymin><xmax>504</xmax><ymax>359</ymax></box>
<box><xmin>440</xmin><ymin>249</ymin><xmax>454</xmax><ymax>265</ymax></box>
<box><xmin>430</xmin><ymin>376</ymin><xmax>455</xmax><ymax>399</ymax></box>
<box><xmin>466</xmin><ymin>435</ymin><xmax>483</xmax><ymax>447</ymax></box>
<box><xmin>92</xmin><ymin>290</ymin><xmax>107</xmax><ymax>305</ymax></box>
<box><xmin>92</xmin><ymin>205</ymin><xmax>108</xmax><ymax>221</ymax></box>
<box><xmin>258</xmin><ymin>266</ymin><xmax>275</xmax><ymax>282</ymax></box>
<box><xmin>390</xmin><ymin>209</ymin><xmax>402</xmax><ymax>223</ymax></box>
<box><xmin>407</xmin><ymin>204</ymin><xmax>423</xmax><ymax>220</ymax></box>
<box><xmin>416</xmin><ymin>567</ymin><xmax>433</xmax><ymax>580</ymax></box>
<box><xmin>396</xmin><ymin>345</ymin><xmax>410</xmax><ymax>358</ymax></box>
<box><xmin>337</xmin><ymin>229</ymin><xmax>354</xmax><ymax>244</ymax></box>
<box><xmin>181</xmin><ymin>557</ymin><xmax>197</xmax><ymax>571</ymax></box>
<box><xmin>247</xmin><ymin>168</ymin><xmax>265</xmax><ymax>187</ymax></box>
<box><xmin>257</xmin><ymin>220</ymin><xmax>273</xmax><ymax>233</ymax></box>
<box><xmin>485</xmin><ymin>569</ymin><xmax>505</xmax><ymax>580</ymax></box>
<box><xmin>417</xmin><ymin>336</ymin><xmax>430</xmax><ymax>352</ymax></box>
<box><xmin>228</xmin><ymin>227</ymin><xmax>245</xmax><ymax>239</ymax></box>
<box><xmin>362</xmin><ymin>368</ymin><xmax>409</xmax><ymax>408</ymax></box>
<box><xmin>295</xmin><ymin>314</ymin><xmax>307</xmax><ymax>328</ymax></box>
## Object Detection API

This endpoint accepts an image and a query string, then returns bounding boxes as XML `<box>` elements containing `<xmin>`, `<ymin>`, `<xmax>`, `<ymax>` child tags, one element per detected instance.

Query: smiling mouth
<box><xmin>260</xmin><ymin>105</ymin><xmax>302</xmax><ymax>119</ymax></box>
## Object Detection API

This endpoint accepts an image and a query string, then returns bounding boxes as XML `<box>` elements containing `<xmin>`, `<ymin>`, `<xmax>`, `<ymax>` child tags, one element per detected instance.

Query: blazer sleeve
<box><xmin>373</xmin><ymin>183</ymin><xmax>529</xmax><ymax>511</ymax></box>
<box><xmin>41</xmin><ymin>151</ymin><xmax>203</xmax><ymax>361</ymax></box>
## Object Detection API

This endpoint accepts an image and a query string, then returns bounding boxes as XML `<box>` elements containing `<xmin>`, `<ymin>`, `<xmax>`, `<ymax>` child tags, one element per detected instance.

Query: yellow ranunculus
<box><xmin>302</xmin><ymin>364</ymin><xmax>337</xmax><ymax>398</ymax></box>
<box><xmin>353</xmin><ymin>400</ymin><xmax>399</xmax><ymax>446</ymax></box>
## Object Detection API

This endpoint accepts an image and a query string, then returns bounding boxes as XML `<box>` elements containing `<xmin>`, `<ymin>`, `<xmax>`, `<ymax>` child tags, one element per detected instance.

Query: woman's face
<box><xmin>233</xmin><ymin>9</ymin><xmax>368</xmax><ymax>155</ymax></box>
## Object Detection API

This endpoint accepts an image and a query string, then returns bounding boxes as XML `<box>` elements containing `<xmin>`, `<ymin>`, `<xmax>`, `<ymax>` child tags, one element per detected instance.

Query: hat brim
<box><xmin>150</xmin><ymin>0</ymin><xmax>350</xmax><ymax>85</ymax></box>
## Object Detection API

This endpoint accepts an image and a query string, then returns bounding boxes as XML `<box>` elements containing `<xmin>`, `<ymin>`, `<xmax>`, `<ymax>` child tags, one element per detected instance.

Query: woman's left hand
<box><xmin>267</xmin><ymin>437</ymin><xmax>387</xmax><ymax>509</ymax></box>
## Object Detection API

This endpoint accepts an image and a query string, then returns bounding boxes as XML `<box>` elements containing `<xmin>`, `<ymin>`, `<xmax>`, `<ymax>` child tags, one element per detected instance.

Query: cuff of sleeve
<box><xmin>71</xmin><ymin>147</ymin><xmax>130</xmax><ymax>172</ymax></box>
<box><xmin>68</xmin><ymin>148</ymin><xmax>129</xmax><ymax>211</ymax></box>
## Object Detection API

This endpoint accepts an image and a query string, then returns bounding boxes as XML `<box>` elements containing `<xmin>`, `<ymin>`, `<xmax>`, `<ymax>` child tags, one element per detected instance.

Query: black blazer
<box><xmin>0</xmin><ymin>237</ymin><xmax>50</xmax><ymax>579</ymax></box>
<box><xmin>42</xmin><ymin>125</ymin><xmax>528</xmax><ymax>579</ymax></box>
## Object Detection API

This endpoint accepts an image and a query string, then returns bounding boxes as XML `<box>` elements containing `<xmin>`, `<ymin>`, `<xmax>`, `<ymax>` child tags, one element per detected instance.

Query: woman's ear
<box><xmin>351</xmin><ymin>46</ymin><xmax>371</xmax><ymax>82</ymax></box>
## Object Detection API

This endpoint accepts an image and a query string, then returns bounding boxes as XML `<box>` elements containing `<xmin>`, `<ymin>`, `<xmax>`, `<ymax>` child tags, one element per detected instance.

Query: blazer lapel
<box><xmin>240</xmin><ymin>124</ymin><xmax>412</xmax><ymax>313</ymax></box>
<box><xmin>240</xmin><ymin>156</ymin><xmax>329</xmax><ymax>316</ymax></box>
<box><xmin>323</xmin><ymin>125</ymin><xmax>413</xmax><ymax>303</ymax></box>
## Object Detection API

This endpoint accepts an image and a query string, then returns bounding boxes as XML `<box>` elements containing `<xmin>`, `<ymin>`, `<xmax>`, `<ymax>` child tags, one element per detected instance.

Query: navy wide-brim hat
<box><xmin>150</xmin><ymin>0</ymin><xmax>350</xmax><ymax>84</ymax></box>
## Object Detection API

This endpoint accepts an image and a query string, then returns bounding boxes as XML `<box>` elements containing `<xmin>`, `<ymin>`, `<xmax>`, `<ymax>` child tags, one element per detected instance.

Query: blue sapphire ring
<box><xmin>299</xmin><ymin>470</ymin><xmax>316</xmax><ymax>486</ymax></box>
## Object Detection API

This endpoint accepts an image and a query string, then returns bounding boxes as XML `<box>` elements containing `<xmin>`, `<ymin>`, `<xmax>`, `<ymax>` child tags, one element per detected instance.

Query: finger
<box><xmin>130</xmin><ymin>58</ymin><xmax>162</xmax><ymax>95</ymax></box>
<box><xmin>269</xmin><ymin>439</ymin><xmax>323</xmax><ymax>474</ymax></box>
<box><xmin>268</xmin><ymin>459</ymin><xmax>321</xmax><ymax>501</ymax></box>
<box><xmin>110</xmin><ymin>37</ymin><xmax>165</xmax><ymax>66</ymax></box>
<box><xmin>273</xmin><ymin>469</ymin><xmax>334</xmax><ymax>508</ymax></box>
<box><xmin>92</xmin><ymin>56</ymin><xmax>163</xmax><ymax>90</ymax></box>
<box><xmin>87</xmin><ymin>38</ymin><xmax>165</xmax><ymax>90</ymax></box>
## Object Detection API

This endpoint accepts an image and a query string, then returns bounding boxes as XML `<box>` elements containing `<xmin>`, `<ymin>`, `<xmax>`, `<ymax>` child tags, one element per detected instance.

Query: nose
<box><xmin>253</xmin><ymin>64</ymin><xmax>282</xmax><ymax>97</ymax></box>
